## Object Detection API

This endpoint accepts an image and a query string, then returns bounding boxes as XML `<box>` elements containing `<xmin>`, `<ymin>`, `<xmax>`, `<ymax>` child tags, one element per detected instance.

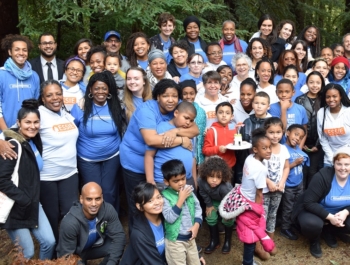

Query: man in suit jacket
<box><xmin>29</xmin><ymin>33</ymin><xmax>64</xmax><ymax>84</ymax></box>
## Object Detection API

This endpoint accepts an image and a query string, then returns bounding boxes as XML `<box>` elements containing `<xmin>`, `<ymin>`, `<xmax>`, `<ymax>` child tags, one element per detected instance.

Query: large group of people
<box><xmin>1</xmin><ymin>11</ymin><xmax>350</xmax><ymax>265</ymax></box>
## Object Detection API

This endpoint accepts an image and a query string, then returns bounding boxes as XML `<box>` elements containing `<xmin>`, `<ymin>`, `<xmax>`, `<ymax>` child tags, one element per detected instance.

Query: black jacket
<box><xmin>180</xmin><ymin>36</ymin><xmax>207</xmax><ymax>57</ymax></box>
<box><xmin>29</xmin><ymin>56</ymin><xmax>64</xmax><ymax>84</ymax></box>
<box><xmin>57</xmin><ymin>201</ymin><xmax>126</xmax><ymax>265</ymax></box>
<box><xmin>292</xmin><ymin>167</ymin><xmax>350</xmax><ymax>223</ymax></box>
<box><xmin>295</xmin><ymin>94</ymin><xmax>320</xmax><ymax>147</ymax></box>
<box><xmin>0</xmin><ymin>129</ymin><xmax>42</xmax><ymax>229</ymax></box>
<box><xmin>120</xmin><ymin>214</ymin><xmax>166</xmax><ymax>265</ymax></box>
<box><xmin>149</xmin><ymin>34</ymin><xmax>175</xmax><ymax>51</ymax></box>
<box><xmin>242</xmin><ymin>114</ymin><xmax>270</xmax><ymax>143</ymax></box>
<box><xmin>271</xmin><ymin>37</ymin><xmax>286</xmax><ymax>63</ymax></box>
<box><xmin>167</xmin><ymin>59</ymin><xmax>181</xmax><ymax>77</ymax></box>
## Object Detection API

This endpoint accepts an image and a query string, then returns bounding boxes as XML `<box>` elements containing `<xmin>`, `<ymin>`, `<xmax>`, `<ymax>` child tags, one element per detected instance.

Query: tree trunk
<box><xmin>0</xmin><ymin>0</ymin><xmax>20</xmax><ymax>66</ymax></box>
<box><xmin>344</xmin><ymin>0</ymin><xmax>350</xmax><ymax>35</ymax></box>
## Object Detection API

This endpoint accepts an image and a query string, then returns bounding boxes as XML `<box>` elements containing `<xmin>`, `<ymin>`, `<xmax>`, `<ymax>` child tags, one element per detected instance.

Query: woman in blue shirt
<box><xmin>71</xmin><ymin>71</ymin><xmax>125</xmax><ymax>212</ymax></box>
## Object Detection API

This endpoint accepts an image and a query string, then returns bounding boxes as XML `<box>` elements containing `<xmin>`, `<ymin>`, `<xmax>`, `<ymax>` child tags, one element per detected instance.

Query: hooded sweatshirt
<box><xmin>233</xmin><ymin>100</ymin><xmax>255</xmax><ymax>124</ymax></box>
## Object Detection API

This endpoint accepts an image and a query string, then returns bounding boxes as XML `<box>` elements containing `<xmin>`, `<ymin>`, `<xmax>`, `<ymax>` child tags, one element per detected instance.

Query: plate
<box><xmin>226</xmin><ymin>141</ymin><xmax>252</xmax><ymax>150</ymax></box>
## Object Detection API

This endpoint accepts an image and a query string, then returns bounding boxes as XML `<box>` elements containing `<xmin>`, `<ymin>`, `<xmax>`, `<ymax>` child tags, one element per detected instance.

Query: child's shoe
<box><xmin>254</xmin><ymin>241</ymin><xmax>270</xmax><ymax>260</ymax></box>
<box><xmin>204</xmin><ymin>224</ymin><xmax>220</xmax><ymax>254</ymax></box>
<box><xmin>222</xmin><ymin>225</ymin><xmax>233</xmax><ymax>254</ymax></box>
<box><xmin>280</xmin><ymin>228</ymin><xmax>298</xmax><ymax>240</ymax></box>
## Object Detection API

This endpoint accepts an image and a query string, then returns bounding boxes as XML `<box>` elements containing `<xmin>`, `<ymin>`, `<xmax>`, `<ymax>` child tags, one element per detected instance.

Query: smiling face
<box><xmin>207</xmin><ymin>44</ymin><xmax>223</xmax><ymax>64</ymax></box>
<box><xmin>222</xmin><ymin>21</ymin><xmax>236</xmax><ymax>41</ymax></box>
<box><xmin>325</xmin><ymin>88</ymin><xmax>341</xmax><ymax>111</ymax></box>
<box><xmin>257</xmin><ymin>62</ymin><xmax>272</xmax><ymax>84</ymax></box>
<box><xmin>216</xmin><ymin>105</ymin><xmax>233</xmax><ymax>125</ymax></box>
<box><xmin>8</xmin><ymin>41</ymin><xmax>28</xmax><ymax>68</ymax></box>
<box><xmin>283</xmin><ymin>52</ymin><xmax>297</xmax><ymax>67</ymax></box>
<box><xmin>307</xmin><ymin>74</ymin><xmax>323</xmax><ymax>96</ymax></box>
<box><xmin>77</xmin><ymin>42</ymin><xmax>91</xmax><ymax>61</ymax></box>
<box><xmin>204</xmin><ymin>78</ymin><xmax>221</xmax><ymax>98</ymax></box>
<box><xmin>189</xmin><ymin>55</ymin><xmax>204</xmax><ymax>75</ymax></box>
<box><xmin>90</xmin><ymin>52</ymin><xmax>105</xmax><ymax>73</ymax></box>
<box><xmin>260</xmin><ymin>19</ymin><xmax>273</xmax><ymax>38</ymax></box>
<box><xmin>265</xmin><ymin>124</ymin><xmax>283</xmax><ymax>145</ymax></box>
<box><xmin>279</xmin><ymin>23</ymin><xmax>293</xmax><ymax>40</ymax></box>
<box><xmin>344</xmin><ymin>35</ymin><xmax>350</xmax><ymax>53</ymax></box>
<box><xmin>218</xmin><ymin>67</ymin><xmax>233</xmax><ymax>85</ymax></box>
<box><xmin>104</xmin><ymin>36</ymin><xmax>121</xmax><ymax>54</ymax></box>
<box><xmin>333</xmin><ymin>63</ymin><xmax>347</xmax><ymax>81</ymax></box>
<box><xmin>334</xmin><ymin>157</ymin><xmax>350</xmax><ymax>180</ymax></box>
<box><xmin>235</xmin><ymin>58</ymin><xmax>249</xmax><ymax>78</ymax></box>
<box><xmin>251</xmin><ymin>41</ymin><xmax>264</xmax><ymax>60</ymax></box>
<box><xmin>38</xmin><ymin>35</ymin><xmax>57</xmax><ymax>58</ymax></box>
<box><xmin>126</xmin><ymin>69</ymin><xmax>145</xmax><ymax>96</ymax></box>
<box><xmin>134</xmin><ymin>37</ymin><xmax>150</xmax><ymax>60</ymax></box>
<box><xmin>80</xmin><ymin>185</ymin><xmax>103</xmax><ymax>220</ymax></box>
<box><xmin>90</xmin><ymin>81</ymin><xmax>109</xmax><ymax>106</ymax></box>
<box><xmin>283</xmin><ymin>68</ymin><xmax>298</xmax><ymax>86</ymax></box>
<box><xmin>294</xmin><ymin>43</ymin><xmax>306</xmax><ymax>61</ymax></box>
<box><xmin>321</xmin><ymin>48</ymin><xmax>334</xmax><ymax>66</ymax></box>
<box><xmin>240</xmin><ymin>84</ymin><xmax>255</xmax><ymax>108</ymax></box>
<box><xmin>313</xmin><ymin>60</ymin><xmax>329</xmax><ymax>78</ymax></box>
<box><xmin>172</xmin><ymin>46</ymin><xmax>188</xmax><ymax>67</ymax></box>
<box><xmin>160</xmin><ymin>21</ymin><xmax>175</xmax><ymax>38</ymax></box>
<box><xmin>150</xmin><ymin>58</ymin><xmax>167</xmax><ymax>79</ymax></box>
<box><xmin>65</xmin><ymin>61</ymin><xmax>84</xmax><ymax>85</ymax></box>
<box><xmin>304</xmin><ymin>27</ymin><xmax>317</xmax><ymax>43</ymax></box>
<box><xmin>157</xmin><ymin>87</ymin><xmax>179</xmax><ymax>114</ymax></box>
<box><xmin>42</xmin><ymin>84</ymin><xmax>63</xmax><ymax>112</ymax></box>
<box><xmin>186</xmin><ymin>22</ymin><xmax>200</xmax><ymax>42</ymax></box>
<box><xmin>182</xmin><ymin>86</ymin><xmax>196</xmax><ymax>103</ymax></box>
<box><xmin>286</xmin><ymin>128</ymin><xmax>305</xmax><ymax>147</ymax></box>
<box><xmin>334</xmin><ymin>45</ymin><xmax>345</xmax><ymax>57</ymax></box>
<box><xmin>17</xmin><ymin>112</ymin><xmax>40</xmax><ymax>140</ymax></box>
<box><xmin>139</xmin><ymin>189</ymin><xmax>164</xmax><ymax>218</ymax></box>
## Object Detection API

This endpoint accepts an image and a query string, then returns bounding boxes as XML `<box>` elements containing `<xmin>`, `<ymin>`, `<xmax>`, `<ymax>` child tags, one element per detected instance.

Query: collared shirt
<box><xmin>40</xmin><ymin>56</ymin><xmax>59</xmax><ymax>81</ymax></box>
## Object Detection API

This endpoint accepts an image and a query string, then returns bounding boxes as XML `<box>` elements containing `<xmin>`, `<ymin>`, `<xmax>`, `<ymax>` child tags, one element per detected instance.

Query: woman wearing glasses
<box><xmin>180</xmin><ymin>53</ymin><xmax>205</xmax><ymax>85</ymax></box>
<box><xmin>59</xmin><ymin>56</ymin><xmax>86</xmax><ymax>111</ymax></box>
<box><xmin>202</xmin><ymin>42</ymin><xmax>227</xmax><ymax>74</ymax></box>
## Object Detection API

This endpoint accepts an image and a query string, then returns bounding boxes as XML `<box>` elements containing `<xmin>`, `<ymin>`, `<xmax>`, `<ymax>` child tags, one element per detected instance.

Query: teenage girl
<box><xmin>125</xmin><ymin>32</ymin><xmax>151</xmax><ymax>70</ymax></box>
<box><xmin>198</xmin><ymin>157</ymin><xmax>233</xmax><ymax>254</ymax></box>
<box><xmin>255</xmin><ymin>58</ymin><xmax>279</xmax><ymax>104</ymax></box>
<box><xmin>282</xmin><ymin>65</ymin><xmax>303</xmax><ymax>101</ymax></box>
<box><xmin>261</xmin><ymin>118</ymin><xmax>290</xmax><ymax>260</ymax></box>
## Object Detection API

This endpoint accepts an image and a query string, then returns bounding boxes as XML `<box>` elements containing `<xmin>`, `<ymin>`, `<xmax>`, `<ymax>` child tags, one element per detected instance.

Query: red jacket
<box><xmin>202</xmin><ymin>122</ymin><xmax>236</xmax><ymax>167</ymax></box>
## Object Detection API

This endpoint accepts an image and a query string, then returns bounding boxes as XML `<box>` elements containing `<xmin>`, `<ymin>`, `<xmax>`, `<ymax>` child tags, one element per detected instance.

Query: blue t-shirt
<box><xmin>138</xmin><ymin>60</ymin><xmax>148</xmax><ymax>70</ymax></box>
<box><xmin>321</xmin><ymin>176</ymin><xmax>350</xmax><ymax>214</ymax></box>
<box><xmin>28</xmin><ymin>140</ymin><xmax>43</xmax><ymax>171</ymax></box>
<box><xmin>159</xmin><ymin>35</ymin><xmax>173</xmax><ymax>64</ymax></box>
<box><xmin>120</xmin><ymin>100</ymin><xmax>174</xmax><ymax>173</ymax></box>
<box><xmin>269</xmin><ymin>102</ymin><xmax>308</xmax><ymax>144</ymax></box>
<box><xmin>285</xmin><ymin>144</ymin><xmax>309</xmax><ymax>187</ymax></box>
<box><xmin>190</xmin><ymin>40</ymin><xmax>208</xmax><ymax>63</ymax></box>
<box><xmin>133</xmin><ymin>95</ymin><xmax>143</xmax><ymax>110</ymax></box>
<box><xmin>148</xmin><ymin>220</ymin><xmax>165</xmax><ymax>257</ymax></box>
<box><xmin>180</xmin><ymin>73</ymin><xmax>202</xmax><ymax>85</ymax></box>
<box><xmin>274</xmin><ymin>73</ymin><xmax>307</xmax><ymax>91</ymax></box>
<box><xmin>147</xmin><ymin>122</ymin><xmax>193</xmax><ymax>183</ymax></box>
<box><xmin>222</xmin><ymin>40</ymin><xmax>248</xmax><ymax>69</ymax></box>
<box><xmin>83</xmin><ymin>217</ymin><xmax>100</xmax><ymax>250</ymax></box>
<box><xmin>176</xmin><ymin>66</ymin><xmax>189</xmax><ymax>77</ymax></box>
<box><xmin>71</xmin><ymin>103</ymin><xmax>120</xmax><ymax>161</ymax></box>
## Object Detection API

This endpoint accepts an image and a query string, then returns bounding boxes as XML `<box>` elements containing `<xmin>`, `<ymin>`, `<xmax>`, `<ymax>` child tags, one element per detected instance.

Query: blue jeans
<box><xmin>78</xmin><ymin>155</ymin><xmax>120</xmax><ymax>212</ymax></box>
<box><xmin>242</xmin><ymin>242</ymin><xmax>256</xmax><ymax>265</ymax></box>
<box><xmin>6</xmin><ymin>204</ymin><xmax>56</xmax><ymax>260</ymax></box>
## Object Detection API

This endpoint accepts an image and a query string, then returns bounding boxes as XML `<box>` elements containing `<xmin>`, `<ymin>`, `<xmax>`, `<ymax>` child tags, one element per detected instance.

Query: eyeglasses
<box><xmin>40</xmin><ymin>42</ymin><xmax>56</xmax><ymax>46</ymax></box>
<box><xmin>189</xmin><ymin>61</ymin><xmax>204</xmax><ymax>66</ymax></box>
<box><xmin>67</xmin><ymin>67</ymin><xmax>84</xmax><ymax>74</ymax></box>
<box><xmin>106</xmin><ymin>39</ymin><xmax>120</xmax><ymax>44</ymax></box>
<box><xmin>208</xmin><ymin>52</ymin><xmax>223</xmax><ymax>56</ymax></box>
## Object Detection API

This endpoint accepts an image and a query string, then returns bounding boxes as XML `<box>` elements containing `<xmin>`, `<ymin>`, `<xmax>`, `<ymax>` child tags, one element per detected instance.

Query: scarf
<box><xmin>219</xmin><ymin>35</ymin><xmax>243</xmax><ymax>53</ymax></box>
<box><xmin>146</xmin><ymin>67</ymin><xmax>173</xmax><ymax>89</ymax></box>
<box><xmin>4</xmin><ymin>58</ymin><xmax>33</xmax><ymax>81</ymax></box>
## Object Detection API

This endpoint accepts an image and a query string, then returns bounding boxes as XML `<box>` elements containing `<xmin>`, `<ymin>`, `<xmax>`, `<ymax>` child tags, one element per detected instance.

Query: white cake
<box><xmin>234</xmin><ymin>134</ymin><xmax>242</xmax><ymax>146</ymax></box>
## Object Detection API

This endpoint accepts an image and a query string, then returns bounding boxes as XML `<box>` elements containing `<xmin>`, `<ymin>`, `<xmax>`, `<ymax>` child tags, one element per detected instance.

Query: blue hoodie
<box><xmin>0</xmin><ymin>69</ymin><xmax>40</xmax><ymax>130</ymax></box>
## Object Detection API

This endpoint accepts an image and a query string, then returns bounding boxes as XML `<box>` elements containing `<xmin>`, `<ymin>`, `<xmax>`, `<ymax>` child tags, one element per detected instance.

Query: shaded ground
<box><xmin>1</xmin><ymin>214</ymin><xmax>349</xmax><ymax>265</ymax></box>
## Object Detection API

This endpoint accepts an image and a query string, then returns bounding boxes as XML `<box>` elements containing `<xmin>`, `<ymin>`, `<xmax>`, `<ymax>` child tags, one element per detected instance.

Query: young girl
<box><xmin>262</xmin><ymin>118</ymin><xmax>290</xmax><ymax>260</ymax></box>
<box><xmin>219</xmin><ymin>128</ymin><xmax>275</xmax><ymax>265</ymax></box>
<box><xmin>291</xmin><ymin>40</ymin><xmax>308</xmax><ymax>73</ymax></box>
<box><xmin>126</xmin><ymin>32</ymin><xmax>151</xmax><ymax>69</ymax></box>
<box><xmin>301</xmin><ymin>58</ymin><xmax>329</xmax><ymax>93</ymax></box>
<box><xmin>198</xmin><ymin>157</ymin><xmax>233</xmax><ymax>254</ymax></box>
<box><xmin>87</xmin><ymin>45</ymin><xmax>106</xmax><ymax>77</ymax></box>
<box><xmin>295</xmin><ymin>71</ymin><xmax>325</xmax><ymax>188</ymax></box>
<box><xmin>255</xmin><ymin>58</ymin><xmax>279</xmax><ymax>104</ymax></box>
<box><xmin>282</xmin><ymin>65</ymin><xmax>303</xmax><ymax>101</ymax></box>
<box><xmin>180</xmin><ymin>53</ymin><xmax>205</xmax><ymax>85</ymax></box>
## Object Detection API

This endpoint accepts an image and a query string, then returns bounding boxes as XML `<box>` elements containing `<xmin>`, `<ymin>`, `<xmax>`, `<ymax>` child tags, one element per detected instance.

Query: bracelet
<box><xmin>181</xmin><ymin>137</ymin><xmax>183</xmax><ymax>145</ymax></box>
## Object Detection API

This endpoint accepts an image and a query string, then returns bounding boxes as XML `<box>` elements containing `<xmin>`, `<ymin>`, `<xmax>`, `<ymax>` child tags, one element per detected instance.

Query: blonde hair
<box><xmin>123</xmin><ymin>67</ymin><xmax>152</xmax><ymax>121</ymax></box>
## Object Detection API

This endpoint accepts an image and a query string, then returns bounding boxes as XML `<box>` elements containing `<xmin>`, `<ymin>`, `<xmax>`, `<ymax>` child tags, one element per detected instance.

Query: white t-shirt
<box><xmin>263</xmin><ymin>144</ymin><xmax>290</xmax><ymax>193</ymax></box>
<box><xmin>257</xmin><ymin>84</ymin><xmax>279</xmax><ymax>104</ymax></box>
<box><xmin>240</xmin><ymin>154</ymin><xmax>268</xmax><ymax>201</ymax></box>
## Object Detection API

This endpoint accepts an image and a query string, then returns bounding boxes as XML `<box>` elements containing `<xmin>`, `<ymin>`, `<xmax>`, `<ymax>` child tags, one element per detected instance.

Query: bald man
<box><xmin>57</xmin><ymin>182</ymin><xmax>126</xmax><ymax>265</ymax></box>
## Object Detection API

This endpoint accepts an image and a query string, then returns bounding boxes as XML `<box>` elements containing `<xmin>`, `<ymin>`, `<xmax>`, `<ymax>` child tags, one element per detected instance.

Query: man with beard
<box><xmin>103</xmin><ymin>31</ymin><xmax>130</xmax><ymax>88</ymax></box>
<box><xmin>57</xmin><ymin>182</ymin><xmax>126</xmax><ymax>265</ymax></box>
<box><xmin>29</xmin><ymin>33</ymin><xmax>64</xmax><ymax>84</ymax></box>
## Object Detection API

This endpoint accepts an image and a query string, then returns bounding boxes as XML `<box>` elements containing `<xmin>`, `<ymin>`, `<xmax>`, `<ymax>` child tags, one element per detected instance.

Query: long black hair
<box><xmin>83</xmin><ymin>71</ymin><xmax>124</xmax><ymax>138</ymax></box>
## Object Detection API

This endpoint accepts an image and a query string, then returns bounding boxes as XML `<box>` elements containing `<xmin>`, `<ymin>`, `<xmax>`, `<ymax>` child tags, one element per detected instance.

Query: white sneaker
<box><xmin>241</xmin><ymin>260</ymin><xmax>262</xmax><ymax>265</ymax></box>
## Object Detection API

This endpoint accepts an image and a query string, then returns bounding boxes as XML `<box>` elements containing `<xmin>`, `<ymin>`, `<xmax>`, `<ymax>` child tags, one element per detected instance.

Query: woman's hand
<box><xmin>181</xmin><ymin>137</ymin><xmax>192</xmax><ymax>151</ymax></box>
<box><xmin>334</xmin><ymin>209</ymin><xmax>349</xmax><ymax>226</ymax></box>
<box><xmin>172</xmin><ymin>76</ymin><xmax>180</xmax><ymax>83</ymax></box>
<box><xmin>327</xmin><ymin>214</ymin><xmax>344</xmax><ymax>227</ymax></box>
<box><xmin>0</xmin><ymin>139</ymin><xmax>17</xmax><ymax>160</ymax></box>
<box><xmin>161</xmin><ymin>129</ymin><xmax>178</xmax><ymax>147</ymax></box>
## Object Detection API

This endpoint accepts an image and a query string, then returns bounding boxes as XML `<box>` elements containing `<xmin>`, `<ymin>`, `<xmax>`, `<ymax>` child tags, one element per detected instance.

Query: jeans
<box><xmin>40</xmin><ymin>173</ymin><xmax>79</xmax><ymax>241</ymax></box>
<box><xmin>242</xmin><ymin>242</ymin><xmax>256</xmax><ymax>265</ymax></box>
<box><xmin>6</xmin><ymin>204</ymin><xmax>56</xmax><ymax>260</ymax></box>
<box><xmin>78</xmin><ymin>155</ymin><xmax>121</xmax><ymax>212</ymax></box>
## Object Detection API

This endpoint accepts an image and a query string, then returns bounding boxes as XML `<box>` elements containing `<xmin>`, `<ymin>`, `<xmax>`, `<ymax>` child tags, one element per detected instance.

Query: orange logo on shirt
<box><xmin>207</xmin><ymin>111</ymin><xmax>216</xmax><ymax>119</ymax></box>
<box><xmin>324</xmin><ymin>127</ymin><xmax>346</xmax><ymax>136</ymax></box>
<box><xmin>52</xmin><ymin>122</ymin><xmax>76</xmax><ymax>132</ymax></box>
<box><xmin>64</xmin><ymin>97</ymin><xmax>77</xmax><ymax>104</ymax></box>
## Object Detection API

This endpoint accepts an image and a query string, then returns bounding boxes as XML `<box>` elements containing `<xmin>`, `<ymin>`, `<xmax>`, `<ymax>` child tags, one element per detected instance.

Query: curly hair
<box><xmin>125</xmin><ymin>32</ymin><xmax>150</xmax><ymax>67</ymax></box>
<box><xmin>169</xmin><ymin>40</ymin><xmax>190</xmax><ymax>56</ymax></box>
<box><xmin>276</xmin><ymin>20</ymin><xmax>296</xmax><ymax>44</ymax></box>
<box><xmin>38</xmin><ymin>80</ymin><xmax>70</xmax><ymax>113</ymax></box>
<box><xmin>296</xmin><ymin>25</ymin><xmax>321</xmax><ymax>58</ymax></box>
<box><xmin>152</xmin><ymin>79</ymin><xmax>181</xmax><ymax>100</ymax></box>
<box><xmin>246</xmin><ymin>38</ymin><xmax>272</xmax><ymax>60</ymax></box>
<box><xmin>83</xmin><ymin>71</ymin><xmax>125</xmax><ymax>138</ymax></box>
<box><xmin>198</xmin><ymin>156</ymin><xmax>232</xmax><ymax>183</ymax></box>
<box><xmin>1</xmin><ymin>34</ymin><xmax>34</xmax><ymax>52</ymax></box>
<box><xmin>86</xmin><ymin>45</ymin><xmax>107</xmax><ymax>65</ymax></box>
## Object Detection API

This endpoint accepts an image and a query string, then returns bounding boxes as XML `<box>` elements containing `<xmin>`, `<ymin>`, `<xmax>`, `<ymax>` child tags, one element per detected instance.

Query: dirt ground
<box><xmin>1</xmin><ymin>214</ymin><xmax>349</xmax><ymax>265</ymax></box>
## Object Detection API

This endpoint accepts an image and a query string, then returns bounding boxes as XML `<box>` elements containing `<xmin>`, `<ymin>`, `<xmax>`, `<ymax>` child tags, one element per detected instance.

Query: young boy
<box><xmin>149</xmin><ymin>12</ymin><xmax>176</xmax><ymax>64</ymax></box>
<box><xmin>195</xmin><ymin>71</ymin><xmax>228</xmax><ymax>128</ymax></box>
<box><xmin>242</xmin><ymin>91</ymin><xmax>271</xmax><ymax>143</ymax></box>
<box><xmin>281</xmin><ymin>124</ymin><xmax>310</xmax><ymax>240</ymax></box>
<box><xmin>144</xmin><ymin>101</ymin><xmax>198</xmax><ymax>190</ymax></box>
<box><xmin>268</xmin><ymin>79</ymin><xmax>308</xmax><ymax>144</ymax></box>
<box><xmin>161</xmin><ymin>159</ymin><xmax>202</xmax><ymax>265</ymax></box>
<box><xmin>202</xmin><ymin>101</ymin><xmax>236</xmax><ymax>168</ymax></box>
<box><xmin>105</xmin><ymin>53</ymin><xmax>125</xmax><ymax>100</ymax></box>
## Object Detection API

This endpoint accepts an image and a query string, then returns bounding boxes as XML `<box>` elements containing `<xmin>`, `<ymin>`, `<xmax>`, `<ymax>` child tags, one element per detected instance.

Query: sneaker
<box><xmin>280</xmin><ymin>229</ymin><xmax>298</xmax><ymax>240</ymax></box>
<box><xmin>322</xmin><ymin>229</ymin><xmax>338</xmax><ymax>248</ymax></box>
<box><xmin>253</xmin><ymin>260</ymin><xmax>262</xmax><ymax>265</ymax></box>
<box><xmin>310</xmin><ymin>240</ymin><xmax>322</xmax><ymax>258</ymax></box>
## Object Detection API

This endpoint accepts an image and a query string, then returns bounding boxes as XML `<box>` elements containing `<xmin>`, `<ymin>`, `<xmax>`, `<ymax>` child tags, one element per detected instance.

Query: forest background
<box><xmin>1</xmin><ymin>0</ymin><xmax>350</xmax><ymax>65</ymax></box>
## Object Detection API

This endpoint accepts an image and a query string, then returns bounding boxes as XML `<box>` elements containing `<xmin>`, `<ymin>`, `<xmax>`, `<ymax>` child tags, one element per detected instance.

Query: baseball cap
<box><xmin>104</xmin><ymin>31</ymin><xmax>121</xmax><ymax>41</ymax></box>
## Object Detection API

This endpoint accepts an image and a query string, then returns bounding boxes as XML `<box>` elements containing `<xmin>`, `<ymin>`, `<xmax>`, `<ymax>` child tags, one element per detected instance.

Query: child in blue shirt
<box><xmin>281</xmin><ymin>124</ymin><xmax>309</xmax><ymax>241</ymax></box>
<box><xmin>268</xmin><ymin>79</ymin><xmax>308</xmax><ymax>144</ymax></box>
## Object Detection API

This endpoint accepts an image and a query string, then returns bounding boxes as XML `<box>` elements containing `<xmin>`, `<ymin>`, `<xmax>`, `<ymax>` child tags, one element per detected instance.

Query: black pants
<box><xmin>303</xmin><ymin>147</ymin><xmax>324</xmax><ymax>189</ymax></box>
<box><xmin>282</xmin><ymin>182</ymin><xmax>303</xmax><ymax>230</ymax></box>
<box><xmin>40</xmin><ymin>173</ymin><xmax>79</xmax><ymax>241</ymax></box>
<box><xmin>297</xmin><ymin>209</ymin><xmax>350</xmax><ymax>240</ymax></box>
<box><xmin>80</xmin><ymin>237</ymin><xmax>113</xmax><ymax>264</ymax></box>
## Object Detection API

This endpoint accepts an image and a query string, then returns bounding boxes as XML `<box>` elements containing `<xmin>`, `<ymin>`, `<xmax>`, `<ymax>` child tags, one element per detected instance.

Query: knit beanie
<box><xmin>330</xmin><ymin>56</ymin><xmax>350</xmax><ymax>69</ymax></box>
<box><xmin>183</xmin><ymin>16</ymin><xmax>201</xmax><ymax>31</ymax></box>
<box><xmin>148</xmin><ymin>49</ymin><xmax>166</xmax><ymax>63</ymax></box>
